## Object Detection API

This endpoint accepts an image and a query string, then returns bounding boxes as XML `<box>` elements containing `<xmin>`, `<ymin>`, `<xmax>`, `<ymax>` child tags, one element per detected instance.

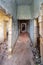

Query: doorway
<box><xmin>21</xmin><ymin>23</ymin><xmax>26</xmax><ymax>33</ymax></box>
<box><xmin>18</xmin><ymin>20</ymin><xmax>28</xmax><ymax>34</ymax></box>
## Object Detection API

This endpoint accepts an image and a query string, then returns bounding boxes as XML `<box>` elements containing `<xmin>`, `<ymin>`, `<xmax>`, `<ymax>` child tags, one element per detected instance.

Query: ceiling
<box><xmin>0</xmin><ymin>0</ymin><xmax>33</xmax><ymax>5</ymax></box>
<box><xmin>16</xmin><ymin>0</ymin><xmax>33</xmax><ymax>5</ymax></box>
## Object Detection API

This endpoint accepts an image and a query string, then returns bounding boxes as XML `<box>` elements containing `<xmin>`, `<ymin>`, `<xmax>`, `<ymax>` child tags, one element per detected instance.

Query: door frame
<box><xmin>21</xmin><ymin>23</ymin><xmax>26</xmax><ymax>32</ymax></box>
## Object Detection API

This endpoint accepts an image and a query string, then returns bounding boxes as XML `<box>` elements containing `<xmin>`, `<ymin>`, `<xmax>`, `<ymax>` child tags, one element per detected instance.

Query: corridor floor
<box><xmin>1</xmin><ymin>33</ymin><xmax>35</xmax><ymax>65</ymax></box>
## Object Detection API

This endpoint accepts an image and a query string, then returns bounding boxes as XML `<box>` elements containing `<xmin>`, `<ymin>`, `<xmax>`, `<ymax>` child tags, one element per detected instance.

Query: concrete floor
<box><xmin>1</xmin><ymin>33</ymin><xmax>35</xmax><ymax>65</ymax></box>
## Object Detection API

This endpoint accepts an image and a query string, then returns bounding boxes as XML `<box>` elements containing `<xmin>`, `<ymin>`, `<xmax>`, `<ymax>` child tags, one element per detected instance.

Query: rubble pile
<box><xmin>0</xmin><ymin>41</ymin><xmax>8</xmax><ymax>64</ymax></box>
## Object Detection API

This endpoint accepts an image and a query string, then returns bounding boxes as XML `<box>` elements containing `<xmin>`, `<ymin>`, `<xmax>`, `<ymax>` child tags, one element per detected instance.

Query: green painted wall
<box><xmin>17</xmin><ymin>5</ymin><xmax>32</xmax><ymax>19</ymax></box>
<box><xmin>33</xmin><ymin>0</ymin><xmax>40</xmax><ymax>18</ymax></box>
<box><xmin>30</xmin><ymin>0</ymin><xmax>34</xmax><ymax>18</ymax></box>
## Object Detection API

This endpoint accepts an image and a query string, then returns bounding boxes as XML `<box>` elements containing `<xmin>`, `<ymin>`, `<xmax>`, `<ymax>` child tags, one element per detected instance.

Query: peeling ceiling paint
<box><xmin>0</xmin><ymin>0</ymin><xmax>33</xmax><ymax>5</ymax></box>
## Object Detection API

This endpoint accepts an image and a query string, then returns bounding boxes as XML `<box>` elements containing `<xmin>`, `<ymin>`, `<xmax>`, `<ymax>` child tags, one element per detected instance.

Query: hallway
<box><xmin>1</xmin><ymin>33</ymin><xmax>35</xmax><ymax>65</ymax></box>
<box><xmin>0</xmin><ymin>0</ymin><xmax>43</xmax><ymax>64</ymax></box>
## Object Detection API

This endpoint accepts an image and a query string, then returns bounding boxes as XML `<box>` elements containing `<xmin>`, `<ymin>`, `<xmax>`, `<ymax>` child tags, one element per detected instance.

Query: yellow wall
<box><xmin>0</xmin><ymin>9</ymin><xmax>12</xmax><ymax>41</ymax></box>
